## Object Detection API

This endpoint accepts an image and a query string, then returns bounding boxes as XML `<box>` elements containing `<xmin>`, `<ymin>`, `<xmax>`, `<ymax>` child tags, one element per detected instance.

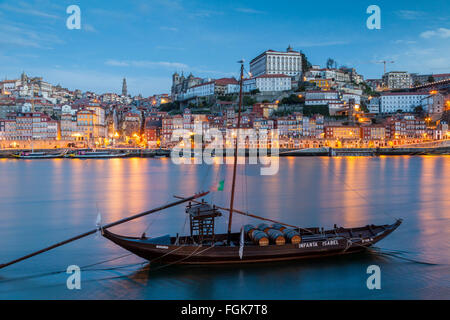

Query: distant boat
<box><xmin>66</xmin><ymin>150</ymin><xmax>129</xmax><ymax>159</ymax></box>
<box><xmin>11</xmin><ymin>151</ymin><xmax>67</xmax><ymax>159</ymax></box>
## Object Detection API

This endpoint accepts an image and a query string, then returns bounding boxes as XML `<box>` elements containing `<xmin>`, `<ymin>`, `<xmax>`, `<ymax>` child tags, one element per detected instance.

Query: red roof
<box><xmin>189</xmin><ymin>78</ymin><xmax>238</xmax><ymax>89</ymax></box>
<box><xmin>433</xmin><ymin>73</ymin><xmax>450</xmax><ymax>78</ymax></box>
<box><xmin>215</xmin><ymin>78</ymin><xmax>238</xmax><ymax>85</ymax></box>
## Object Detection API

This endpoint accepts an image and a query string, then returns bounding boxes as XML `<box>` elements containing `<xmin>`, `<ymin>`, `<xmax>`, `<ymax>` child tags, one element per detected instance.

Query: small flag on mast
<box><xmin>212</xmin><ymin>180</ymin><xmax>225</xmax><ymax>192</ymax></box>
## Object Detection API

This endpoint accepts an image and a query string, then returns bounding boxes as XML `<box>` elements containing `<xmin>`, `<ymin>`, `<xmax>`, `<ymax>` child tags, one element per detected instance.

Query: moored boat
<box><xmin>11</xmin><ymin>151</ymin><xmax>66</xmax><ymax>159</ymax></box>
<box><xmin>103</xmin><ymin>219</ymin><xmax>402</xmax><ymax>265</ymax></box>
<box><xmin>66</xmin><ymin>150</ymin><xmax>129</xmax><ymax>159</ymax></box>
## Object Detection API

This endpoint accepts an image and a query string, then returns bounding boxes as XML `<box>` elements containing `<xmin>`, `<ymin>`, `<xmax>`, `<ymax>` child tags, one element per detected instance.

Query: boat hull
<box><xmin>66</xmin><ymin>153</ymin><xmax>129</xmax><ymax>159</ymax></box>
<box><xmin>102</xmin><ymin>220</ymin><xmax>402</xmax><ymax>265</ymax></box>
<box><xmin>11</xmin><ymin>153</ymin><xmax>64</xmax><ymax>159</ymax></box>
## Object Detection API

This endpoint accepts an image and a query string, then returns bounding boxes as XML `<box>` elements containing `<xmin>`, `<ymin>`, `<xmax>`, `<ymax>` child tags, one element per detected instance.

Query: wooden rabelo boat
<box><xmin>103</xmin><ymin>211</ymin><xmax>402</xmax><ymax>265</ymax></box>
<box><xmin>0</xmin><ymin>61</ymin><xmax>402</xmax><ymax>271</ymax></box>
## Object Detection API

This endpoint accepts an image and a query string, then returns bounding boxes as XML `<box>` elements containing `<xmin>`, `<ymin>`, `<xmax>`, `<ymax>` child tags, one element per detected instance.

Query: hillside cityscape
<box><xmin>1</xmin><ymin>46</ymin><xmax>449</xmax><ymax>150</ymax></box>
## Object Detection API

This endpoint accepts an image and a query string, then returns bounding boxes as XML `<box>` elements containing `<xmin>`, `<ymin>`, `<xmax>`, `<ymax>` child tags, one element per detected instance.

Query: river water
<box><xmin>0</xmin><ymin>156</ymin><xmax>449</xmax><ymax>299</ymax></box>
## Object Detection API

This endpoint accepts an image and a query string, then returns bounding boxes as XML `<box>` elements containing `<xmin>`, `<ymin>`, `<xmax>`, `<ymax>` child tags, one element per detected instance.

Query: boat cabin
<box><xmin>186</xmin><ymin>201</ymin><xmax>222</xmax><ymax>244</ymax></box>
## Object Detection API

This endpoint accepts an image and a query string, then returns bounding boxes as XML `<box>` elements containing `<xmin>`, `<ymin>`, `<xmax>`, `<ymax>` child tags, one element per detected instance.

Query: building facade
<box><xmin>382</xmin><ymin>71</ymin><xmax>412</xmax><ymax>89</ymax></box>
<box><xmin>250</xmin><ymin>46</ymin><xmax>302</xmax><ymax>78</ymax></box>
<box><xmin>380</xmin><ymin>92</ymin><xmax>429</xmax><ymax>113</ymax></box>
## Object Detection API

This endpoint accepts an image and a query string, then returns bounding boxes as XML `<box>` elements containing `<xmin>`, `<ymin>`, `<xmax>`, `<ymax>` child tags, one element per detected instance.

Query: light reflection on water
<box><xmin>0</xmin><ymin>156</ymin><xmax>449</xmax><ymax>299</ymax></box>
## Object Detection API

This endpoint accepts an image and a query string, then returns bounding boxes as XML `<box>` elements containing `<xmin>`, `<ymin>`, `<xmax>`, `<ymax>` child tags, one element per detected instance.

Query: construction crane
<box><xmin>374</xmin><ymin>60</ymin><xmax>395</xmax><ymax>75</ymax></box>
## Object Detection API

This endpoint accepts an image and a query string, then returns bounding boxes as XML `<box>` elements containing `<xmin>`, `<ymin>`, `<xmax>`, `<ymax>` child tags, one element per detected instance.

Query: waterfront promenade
<box><xmin>1</xmin><ymin>143</ymin><xmax>449</xmax><ymax>158</ymax></box>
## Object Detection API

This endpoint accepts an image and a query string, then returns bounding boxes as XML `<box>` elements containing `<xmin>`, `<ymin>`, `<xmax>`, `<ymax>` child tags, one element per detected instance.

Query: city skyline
<box><xmin>1</xmin><ymin>0</ymin><xmax>450</xmax><ymax>96</ymax></box>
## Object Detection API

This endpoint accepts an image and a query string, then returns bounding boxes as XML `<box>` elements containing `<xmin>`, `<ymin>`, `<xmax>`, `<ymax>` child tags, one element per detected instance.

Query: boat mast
<box><xmin>227</xmin><ymin>60</ymin><xmax>245</xmax><ymax>245</ymax></box>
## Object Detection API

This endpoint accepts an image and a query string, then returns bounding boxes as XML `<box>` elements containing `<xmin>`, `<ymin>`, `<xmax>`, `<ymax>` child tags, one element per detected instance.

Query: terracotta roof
<box><xmin>215</xmin><ymin>78</ymin><xmax>238</xmax><ymax>85</ymax></box>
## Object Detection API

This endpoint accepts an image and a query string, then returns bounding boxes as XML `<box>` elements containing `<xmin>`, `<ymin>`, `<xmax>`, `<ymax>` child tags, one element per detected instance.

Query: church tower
<box><xmin>122</xmin><ymin>78</ymin><xmax>127</xmax><ymax>96</ymax></box>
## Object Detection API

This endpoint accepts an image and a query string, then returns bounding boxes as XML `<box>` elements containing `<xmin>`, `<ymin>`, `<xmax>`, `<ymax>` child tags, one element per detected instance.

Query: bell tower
<box><xmin>122</xmin><ymin>78</ymin><xmax>127</xmax><ymax>96</ymax></box>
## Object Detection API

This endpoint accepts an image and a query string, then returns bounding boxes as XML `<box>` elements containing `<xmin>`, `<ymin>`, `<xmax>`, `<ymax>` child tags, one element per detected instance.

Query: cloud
<box><xmin>89</xmin><ymin>8</ymin><xmax>134</xmax><ymax>20</ymax></box>
<box><xmin>420</xmin><ymin>28</ymin><xmax>450</xmax><ymax>39</ymax></box>
<box><xmin>396</xmin><ymin>10</ymin><xmax>425</xmax><ymax>20</ymax></box>
<box><xmin>189</xmin><ymin>10</ymin><xmax>223</xmax><ymax>18</ymax></box>
<box><xmin>294</xmin><ymin>40</ymin><xmax>350</xmax><ymax>48</ymax></box>
<box><xmin>235</xmin><ymin>8</ymin><xmax>266</xmax><ymax>14</ymax></box>
<box><xmin>0</xmin><ymin>2</ymin><xmax>60</xmax><ymax>19</ymax></box>
<box><xmin>160</xmin><ymin>26</ymin><xmax>178</xmax><ymax>32</ymax></box>
<box><xmin>0</xmin><ymin>23</ymin><xmax>64</xmax><ymax>48</ymax></box>
<box><xmin>392</xmin><ymin>40</ymin><xmax>417</xmax><ymax>44</ymax></box>
<box><xmin>83</xmin><ymin>24</ymin><xmax>97</xmax><ymax>33</ymax></box>
<box><xmin>105</xmin><ymin>59</ymin><xmax>189</xmax><ymax>69</ymax></box>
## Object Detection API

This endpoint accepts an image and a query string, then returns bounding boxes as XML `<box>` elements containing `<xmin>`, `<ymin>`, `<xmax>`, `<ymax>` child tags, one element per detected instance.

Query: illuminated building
<box><xmin>250</xmin><ymin>46</ymin><xmax>302</xmax><ymax>78</ymax></box>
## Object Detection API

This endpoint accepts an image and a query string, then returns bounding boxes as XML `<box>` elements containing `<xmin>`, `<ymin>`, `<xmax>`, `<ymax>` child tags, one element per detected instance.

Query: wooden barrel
<box><xmin>266</xmin><ymin>229</ymin><xmax>286</xmax><ymax>246</ymax></box>
<box><xmin>250</xmin><ymin>230</ymin><xmax>269</xmax><ymax>246</ymax></box>
<box><xmin>271</xmin><ymin>223</ymin><xmax>286</xmax><ymax>232</ymax></box>
<box><xmin>257</xmin><ymin>223</ymin><xmax>271</xmax><ymax>233</ymax></box>
<box><xmin>283</xmin><ymin>229</ymin><xmax>302</xmax><ymax>244</ymax></box>
<box><xmin>244</xmin><ymin>224</ymin><xmax>256</xmax><ymax>238</ymax></box>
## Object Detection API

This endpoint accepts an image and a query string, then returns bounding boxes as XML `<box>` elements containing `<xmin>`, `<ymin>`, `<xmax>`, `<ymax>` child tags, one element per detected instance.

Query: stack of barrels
<box><xmin>244</xmin><ymin>224</ymin><xmax>269</xmax><ymax>246</ymax></box>
<box><xmin>271</xmin><ymin>224</ymin><xmax>302</xmax><ymax>245</ymax></box>
<box><xmin>244</xmin><ymin>223</ymin><xmax>302</xmax><ymax>246</ymax></box>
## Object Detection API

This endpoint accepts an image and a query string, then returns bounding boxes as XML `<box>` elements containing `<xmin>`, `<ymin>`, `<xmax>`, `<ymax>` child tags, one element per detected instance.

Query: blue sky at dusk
<box><xmin>1</xmin><ymin>0</ymin><xmax>449</xmax><ymax>96</ymax></box>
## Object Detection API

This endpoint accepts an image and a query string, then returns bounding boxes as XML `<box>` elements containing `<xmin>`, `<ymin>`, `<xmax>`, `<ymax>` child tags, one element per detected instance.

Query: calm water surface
<box><xmin>0</xmin><ymin>157</ymin><xmax>449</xmax><ymax>299</ymax></box>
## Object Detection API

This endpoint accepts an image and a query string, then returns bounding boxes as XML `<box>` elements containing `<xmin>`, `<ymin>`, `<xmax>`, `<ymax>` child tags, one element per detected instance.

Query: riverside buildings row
<box><xmin>1</xmin><ymin>45</ymin><xmax>450</xmax><ymax>147</ymax></box>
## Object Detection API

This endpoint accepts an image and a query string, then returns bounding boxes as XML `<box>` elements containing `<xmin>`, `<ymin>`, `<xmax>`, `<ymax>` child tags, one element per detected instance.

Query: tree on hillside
<box><xmin>160</xmin><ymin>101</ymin><xmax>180</xmax><ymax>112</ymax></box>
<box><xmin>326</xmin><ymin>58</ymin><xmax>337</xmax><ymax>69</ymax></box>
<box><xmin>301</xmin><ymin>52</ymin><xmax>312</xmax><ymax>73</ymax></box>
<box><xmin>281</xmin><ymin>94</ymin><xmax>305</xmax><ymax>105</ymax></box>
<box><xmin>243</xmin><ymin>96</ymin><xmax>256</xmax><ymax>106</ymax></box>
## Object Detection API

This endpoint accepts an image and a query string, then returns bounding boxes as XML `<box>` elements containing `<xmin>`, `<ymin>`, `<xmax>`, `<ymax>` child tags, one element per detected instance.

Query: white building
<box><xmin>305</xmin><ymin>90</ymin><xmax>342</xmax><ymax>105</ymax></box>
<box><xmin>184</xmin><ymin>78</ymin><xmax>239</xmax><ymax>98</ymax></box>
<box><xmin>250</xmin><ymin>46</ymin><xmax>302</xmax><ymax>78</ymax></box>
<box><xmin>305</xmin><ymin>90</ymin><xmax>346</xmax><ymax>113</ymax></box>
<box><xmin>342</xmin><ymin>93</ymin><xmax>361</xmax><ymax>105</ymax></box>
<box><xmin>305</xmin><ymin>68</ymin><xmax>350</xmax><ymax>83</ymax></box>
<box><xmin>382</xmin><ymin>71</ymin><xmax>412</xmax><ymax>89</ymax></box>
<box><xmin>0</xmin><ymin>80</ymin><xmax>18</xmax><ymax>94</ymax></box>
<box><xmin>243</xmin><ymin>74</ymin><xmax>291</xmax><ymax>93</ymax></box>
<box><xmin>368</xmin><ymin>97</ymin><xmax>381</xmax><ymax>114</ymax></box>
<box><xmin>380</xmin><ymin>92</ymin><xmax>429</xmax><ymax>113</ymax></box>
<box><xmin>61</xmin><ymin>104</ymin><xmax>76</xmax><ymax>115</ymax></box>
<box><xmin>60</xmin><ymin>113</ymin><xmax>78</xmax><ymax>140</ymax></box>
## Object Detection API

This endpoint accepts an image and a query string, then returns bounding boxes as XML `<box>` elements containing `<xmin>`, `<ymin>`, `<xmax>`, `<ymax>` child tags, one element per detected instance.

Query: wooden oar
<box><xmin>0</xmin><ymin>191</ymin><xmax>209</xmax><ymax>270</ymax></box>
<box><xmin>174</xmin><ymin>195</ymin><xmax>314</xmax><ymax>234</ymax></box>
